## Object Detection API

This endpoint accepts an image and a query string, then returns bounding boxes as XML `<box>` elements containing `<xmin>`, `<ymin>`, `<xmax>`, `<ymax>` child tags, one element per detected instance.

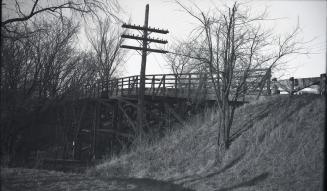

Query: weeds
<box><xmin>88</xmin><ymin>95</ymin><xmax>325</xmax><ymax>191</ymax></box>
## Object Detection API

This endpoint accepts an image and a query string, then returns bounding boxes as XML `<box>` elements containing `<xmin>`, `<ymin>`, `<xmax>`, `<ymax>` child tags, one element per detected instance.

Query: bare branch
<box><xmin>2</xmin><ymin>0</ymin><xmax>120</xmax><ymax>27</ymax></box>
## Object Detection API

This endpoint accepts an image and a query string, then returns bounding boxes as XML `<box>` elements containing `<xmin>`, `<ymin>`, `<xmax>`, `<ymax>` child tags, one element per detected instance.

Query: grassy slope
<box><xmin>88</xmin><ymin>95</ymin><xmax>325</xmax><ymax>191</ymax></box>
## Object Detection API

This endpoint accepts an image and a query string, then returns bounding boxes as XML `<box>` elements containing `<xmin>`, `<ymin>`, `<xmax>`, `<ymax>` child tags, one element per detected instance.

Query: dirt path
<box><xmin>1</xmin><ymin>168</ymin><xmax>194</xmax><ymax>191</ymax></box>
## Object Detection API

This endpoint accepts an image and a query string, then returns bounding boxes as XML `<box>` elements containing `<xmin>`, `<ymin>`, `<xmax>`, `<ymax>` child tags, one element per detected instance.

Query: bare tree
<box><xmin>0</xmin><ymin>16</ymin><xmax>85</xmax><ymax>163</ymax></box>
<box><xmin>165</xmin><ymin>40</ymin><xmax>199</xmax><ymax>75</ymax></box>
<box><xmin>1</xmin><ymin>0</ymin><xmax>124</xmax><ymax>165</ymax></box>
<box><xmin>59</xmin><ymin>51</ymin><xmax>98</xmax><ymax>97</ymax></box>
<box><xmin>86</xmin><ymin>17</ymin><xmax>127</xmax><ymax>85</ymax></box>
<box><xmin>176</xmin><ymin>1</ymin><xmax>306</xmax><ymax>162</ymax></box>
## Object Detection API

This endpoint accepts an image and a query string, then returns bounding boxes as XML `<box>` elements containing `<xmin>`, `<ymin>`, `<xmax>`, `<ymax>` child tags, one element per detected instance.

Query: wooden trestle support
<box><xmin>72</xmin><ymin>97</ymin><xmax>215</xmax><ymax>161</ymax></box>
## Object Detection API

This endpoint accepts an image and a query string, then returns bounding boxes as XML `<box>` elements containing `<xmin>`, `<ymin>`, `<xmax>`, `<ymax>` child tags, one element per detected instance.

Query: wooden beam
<box><xmin>122</xmin><ymin>23</ymin><xmax>169</xmax><ymax>34</ymax></box>
<box><xmin>121</xmin><ymin>45</ymin><xmax>168</xmax><ymax>54</ymax></box>
<box><xmin>121</xmin><ymin>34</ymin><xmax>168</xmax><ymax>44</ymax></box>
<box><xmin>118</xmin><ymin>102</ymin><xmax>137</xmax><ymax>131</ymax></box>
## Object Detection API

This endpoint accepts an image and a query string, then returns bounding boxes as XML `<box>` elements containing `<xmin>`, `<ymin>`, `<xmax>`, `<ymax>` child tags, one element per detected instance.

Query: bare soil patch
<box><xmin>1</xmin><ymin>168</ymin><xmax>193</xmax><ymax>191</ymax></box>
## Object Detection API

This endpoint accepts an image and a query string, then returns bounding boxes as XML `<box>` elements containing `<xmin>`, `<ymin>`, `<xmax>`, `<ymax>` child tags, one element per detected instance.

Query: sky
<box><xmin>2</xmin><ymin>0</ymin><xmax>326</xmax><ymax>79</ymax></box>
<box><xmin>104</xmin><ymin>0</ymin><xmax>326</xmax><ymax>79</ymax></box>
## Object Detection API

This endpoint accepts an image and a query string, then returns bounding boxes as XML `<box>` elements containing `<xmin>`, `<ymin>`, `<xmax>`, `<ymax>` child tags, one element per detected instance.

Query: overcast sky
<box><xmin>4</xmin><ymin>0</ymin><xmax>324</xmax><ymax>79</ymax></box>
<box><xmin>95</xmin><ymin>0</ymin><xmax>326</xmax><ymax>79</ymax></box>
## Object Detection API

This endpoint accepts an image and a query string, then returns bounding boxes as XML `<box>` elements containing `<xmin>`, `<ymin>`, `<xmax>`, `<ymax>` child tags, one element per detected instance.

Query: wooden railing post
<box><xmin>163</xmin><ymin>75</ymin><xmax>166</xmax><ymax>96</ymax></box>
<box><xmin>128</xmin><ymin>77</ymin><xmax>131</xmax><ymax>95</ymax></box>
<box><xmin>204</xmin><ymin>73</ymin><xmax>207</xmax><ymax>97</ymax></box>
<box><xmin>320</xmin><ymin>73</ymin><xmax>326</xmax><ymax>95</ymax></box>
<box><xmin>175</xmin><ymin>74</ymin><xmax>178</xmax><ymax>97</ymax></box>
<box><xmin>93</xmin><ymin>84</ymin><xmax>95</xmax><ymax>97</ymax></box>
<box><xmin>152</xmin><ymin>75</ymin><xmax>155</xmax><ymax>96</ymax></box>
<box><xmin>243</xmin><ymin>80</ymin><xmax>247</xmax><ymax>101</ymax></box>
<box><xmin>102</xmin><ymin>81</ymin><xmax>104</xmax><ymax>97</ymax></box>
<box><xmin>271</xmin><ymin>78</ymin><xmax>280</xmax><ymax>95</ymax></box>
<box><xmin>85</xmin><ymin>85</ymin><xmax>87</xmax><ymax>97</ymax></box>
<box><xmin>97</xmin><ymin>82</ymin><xmax>100</xmax><ymax>98</ymax></box>
<box><xmin>108</xmin><ymin>81</ymin><xmax>112</xmax><ymax>96</ymax></box>
<box><xmin>115</xmin><ymin>79</ymin><xmax>119</xmax><ymax>96</ymax></box>
<box><xmin>289</xmin><ymin>77</ymin><xmax>294</xmax><ymax>95</ymax></box>
<box><xmin>121</xmin><ymin>78</ymin><xmax>124</xmax><ymax>95</ymax></box>
<box><xmin>188</xmin><ymin>74</ymin><xmax>191</xmax><ymax>100</ymax></box>
<box><xmin>106</xmin><ymin>80</ymin><xmax>109</xmax><ymax>96</ymax></box>
<box><xmin>82</xmin><ymin>84</ymin><xmax>85</xmax><ymax>97</ymax></box>
<box><xmin>136</xmin><ymin>76</ymin><xmax>139</xmax><ymax>95</ymax></box>
<box><xmin>266</xmin><ymin>68</ymin><xmax>271</xmax><ymax>95</ymax></box>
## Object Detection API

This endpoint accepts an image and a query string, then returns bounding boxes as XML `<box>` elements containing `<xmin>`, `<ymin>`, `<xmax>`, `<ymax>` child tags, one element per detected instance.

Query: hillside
<box><xmin>88</xmin><ymin>95</ymin><xmax>325</xmax><ymax>191</ymax></box>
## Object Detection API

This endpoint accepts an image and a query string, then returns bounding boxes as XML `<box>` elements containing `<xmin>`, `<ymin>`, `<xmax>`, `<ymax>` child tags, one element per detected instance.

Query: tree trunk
<box><xmin>216</xmin><ymin>97</ymin><xmax>234</xmax><ymax>165</ymax></box>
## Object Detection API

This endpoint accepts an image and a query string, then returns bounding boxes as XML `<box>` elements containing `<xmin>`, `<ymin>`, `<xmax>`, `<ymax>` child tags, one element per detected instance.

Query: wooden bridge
<box><xmin>77</xmin><ymin>69</ymin><xmax>274</xmax><ymax>102</ymax></box>
<box><xmin>63</xmin><ymin>70</ymin><xmax>273</xmax><ymax>161</ymax></box>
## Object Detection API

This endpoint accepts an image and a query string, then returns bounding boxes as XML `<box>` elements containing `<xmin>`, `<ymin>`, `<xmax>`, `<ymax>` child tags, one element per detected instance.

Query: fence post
<box><xmin>320</xmin><ymin>73</ymin><xmax>326</xmax><ymax>95</ymax></box>
<box><xmin>163</xmin><ymin>75</ymin><xmax>166</xmax><ymax>96</ymax></box>
<box><xmin>271</xmin><ymin>78</ymin><xmax>279</xmax><ymax>95</ymax></box>
<box><xmin>100</xmin><ymin>82</ymin><xmax>103</xmax><ymax>97</ymax></box>
<box><xmin>84</xmin><ymin>85</ymin><xmax>87</xmax><ymax>97</ymax></box>
<box><xmin>97</xmin><ymin>82</ymin><xmax>100</xmax><ymax>98</ymax></box>
<box><xmin>203</xmin><ymin>73</ymin><xmax>207</xmax><ymax>100</ymax></box>
<box><xmin>108</xmin><ymin>81</ymin><xmax>112</xmax><ymax>96</ymax></box>
<box><xmin>93</xmin><ymin>84</ymin><xmax>95</xmax><ymax>97</ymax></box>
<box><xmin>128</xmin><ymin>77</ymin><xmax>131</xmax><ymax>95</ymax></box>
<box><xmin>266</xmin><ymin>68</ymin><xmax>271</xmax><ymax>95</ymax></box>
<box><xmin>121</xmin><ymin>78</ymin><xmax>124</xmax><ymax>95</ymax></box>
<box><xmin>175</xmin><ymin>74</ymin><xmax>178</xmax><ymax>97</ymax></box>
<box><xmin>188</xmin><ymin>74</ymin><xmax>191</xmax><ymax>100</ymax></box>
<box><xmin>289</xmin><ymin>77</ymin><xmax>294</xmax><ymax>95</ymax></box>
<box><xmin>116</xmin><ymin>79</ymin><xmax>119</xmax><ymax>96</ymax></box>
<box><xmin>243</xmin><ymin>80</ymin><xmax>247</xmax><ymax>101</ymax></box>
<box><xmin>106</xmin><ymin>80</ymin><xmax>109</xmax><ymax>97</ymax></box>
<box><xmin>136</xmin><ymin>76</ymin><xmax>139</xmax><ymax>96</ymax></box>
<box><xmin>152</xmin><ymin>75</ymin><xmax>155</xmax><ymax>96</ymax></box>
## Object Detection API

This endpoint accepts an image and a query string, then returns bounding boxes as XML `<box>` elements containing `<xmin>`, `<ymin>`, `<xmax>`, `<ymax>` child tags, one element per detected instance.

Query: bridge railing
<box><xmin>272</xmin><ymin>73</ymin><xmax>326</xmax><ymax>95</ymax></box>
<box><xmin>73</xmin><ymin>70</ymin><xmax>326</xmax><ymax>100</ymax></box>
<box><xmin>78</xmin><ymin>69</ymin><xmax>270</xmax><ymax>100</ymax></box>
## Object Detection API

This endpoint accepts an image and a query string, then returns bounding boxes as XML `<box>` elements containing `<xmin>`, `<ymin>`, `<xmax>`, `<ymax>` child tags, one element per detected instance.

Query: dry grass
<box><xmin>189</xmin><ymin>95</ymin><xmax>325</xmax><ymax>191</ymax></box>
<box><xmin>88</xmin><ymin>108</ymin><xmax>219</xmax><ymax>180</ymax></box>
<box><xmin>88</xmin><ymin>94</ymin><xmax>325</xmax><ymax>191</ymax></box>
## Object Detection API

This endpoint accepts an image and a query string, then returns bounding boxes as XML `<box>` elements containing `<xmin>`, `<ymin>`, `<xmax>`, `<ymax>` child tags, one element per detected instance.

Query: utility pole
<box><xmin>121</xmin><ymin>4</ymin><xmax>168</xmax><ymax>133</ymax></box>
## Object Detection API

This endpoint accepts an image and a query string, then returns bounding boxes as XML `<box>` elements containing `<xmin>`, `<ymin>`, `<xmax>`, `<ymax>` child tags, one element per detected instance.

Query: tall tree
<box><xmin>176</xmin><ymin>1</ymin><xmax>306</xmax><ymax>163</ymax></box>
<box><xmin>1</xmin><ymin>17</ymin><xmax>84</xmax><ymax>164</ymax></box>
<box><xmin>1</xmin><ymin>0</ymin><xmax>123</xmax><ymax>164</ymax></box>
